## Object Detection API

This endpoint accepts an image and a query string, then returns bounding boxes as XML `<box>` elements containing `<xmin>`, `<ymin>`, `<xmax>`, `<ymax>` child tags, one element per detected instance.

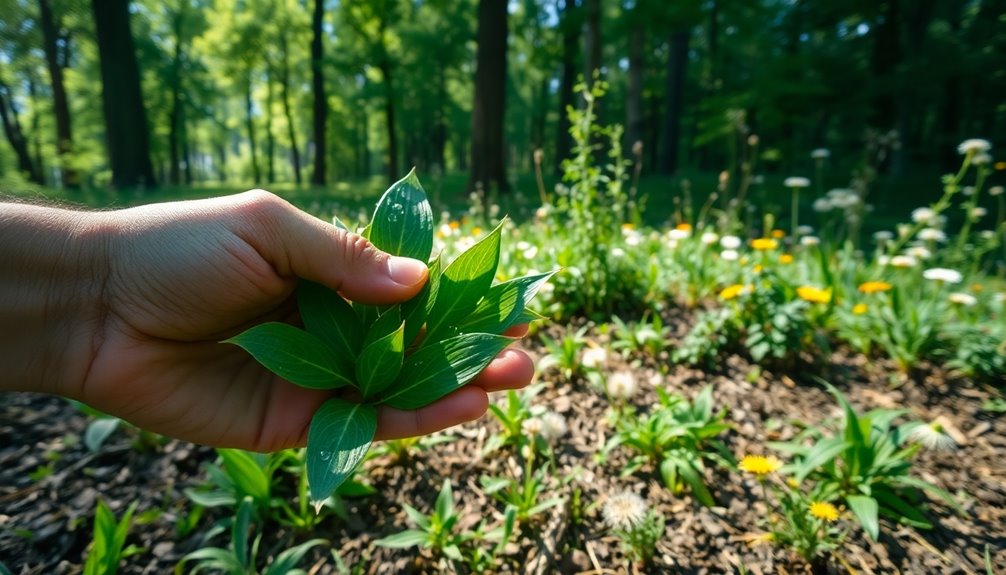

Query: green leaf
<box><xmin>363</xmin><ymin>307</ymin><xmax>402</xmax><ymax>349</ymax></box>
<box><xmin>84</xmin><ymin>417</ymin><xmax>121</xmax><ymax>453</ymax></box>
<box><xmin>265</xmin><ymin>539</ymin><xmax>326</xmax><ymax>575</ymax></box>
<box><xmin>298</xmin><ymin>281</ymin><xmax>364</xmax><ymax>359</ymax></box>
<box><xmin>434</xmin><ymin>479</ymin><xmax>454</xmax><ymax>520</ymax></box>
<box><xmin>455</xmin><ymin>271</ymin><xmax>556</xmax><ymax>335</ymax></box>
<box><xmin>401</xmin><ymin>256</ymin><xmax>442</xmax><ymax>346</ymax></box>
<box><xmin>307</xmin><ymin>398</ymin><xmax>377</xmax><ymax>504</ymax></box>
<box><xmin>217</xmin><ymin>449</ymin><xmax>270</xmax><ymax>503</ymax></box>
<box><xmin>795</xmin><ymin>435</ymin><xmax>849</xmax><ymax>482</ymax></box>
<box><xmin>847</xmin><ymin>495</ymin><xmax>880</xmax><ymax>540</ymax></box>
<box><xmin>374</xmin><ymin>529</ymin><xmax>431</xmax><ymax>549</ymax></box>
<box><xmin>424</xmin><ymin>221</ymin><xmax>505</xmax><ymax>340</ymax></box>
<box><xmin>674</xmin><ymin>458</ymin><xmax>715</xmax><ymax>507</ymax></box>
<box><xmin>232</xmin><ymin>497</ymin><xmax>254</xmax><ymax>569</ymax></box>
<box><xmin>380</xmin><ymin>333</ymin><xmax>514</xmax><ymax>410</ymax></box>
<box><xmin>225</xmin><ymin>323</ymin><xmax>354</xmax><ymax>390</ymax></box>
<box><xmin>356</xmin><ymin>320</ymin><xmax>405</xmax><ymax>399</ymax></box>
<box><xmin>369</xmin><ymin>168</ymin><xmax>434</xmax><ymax>262</ymax></box>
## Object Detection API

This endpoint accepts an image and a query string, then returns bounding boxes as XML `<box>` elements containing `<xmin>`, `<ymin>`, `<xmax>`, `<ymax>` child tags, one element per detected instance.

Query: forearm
<box><xmin>0</xmin><ymin>203</ymin><xmax>110</xmax><ymax>396</ymax></box>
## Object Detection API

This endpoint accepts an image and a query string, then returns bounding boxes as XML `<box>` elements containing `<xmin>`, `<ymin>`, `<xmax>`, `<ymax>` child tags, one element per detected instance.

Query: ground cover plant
<box><xmin>2</xmin><ymin>113</ymin><xmax>1005</xmax><ymax>573</ymax></box>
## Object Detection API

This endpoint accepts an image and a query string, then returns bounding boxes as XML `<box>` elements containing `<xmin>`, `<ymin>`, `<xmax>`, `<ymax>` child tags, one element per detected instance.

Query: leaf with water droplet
<box><xmin>307</xmin><ymin>398</ymin><xmax>377</xmax><ymax>506</ymax></box>
<box><xmin>369</xmin><ymin>168</ymin><xmax>433</xmax><ymax>262</ymax></box>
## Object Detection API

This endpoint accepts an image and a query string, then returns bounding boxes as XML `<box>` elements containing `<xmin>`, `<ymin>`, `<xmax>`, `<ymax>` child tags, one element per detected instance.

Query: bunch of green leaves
<box><xmin>769</xmin><ymin>383</ymin><xmax>959</xmax><ymax>540</ymax></box>
<box><xmin>672</xmin><ymin>307</ymin><xmax>734</xmax><ymax>368</ymax></box>
<box><xmin>603</xmin><ymin>386</ymin><xmax>734</xmax><ymax>506</ymax></box>
<box><xmin>479</xmin><ymin>450</ymin><xmax>565</xmax><ymax>525</ymax></box>
<box><xmin>609</xmin><ymin>314</ymin><xmax>669</xmax><ymax>358</ymax></box>
<box><xmin>368</xmin><ymin>433</ymin><xmax>456</xmax><ymax>465</ymax></box>
<box><xmin>226</xmin><ymin>171</ymin><xmax>552</xmax><ymax>505</ymax></box>
<box><xmin>941</xmin><ymin>323</ymin><xmax>1006</xmax><ymax>381</ymax></box>
<box><xmin>83</xmin><ymin>500</ymin><xmax>140</xmax><ymax>575</ymax></box>
<box><xmin>609</xmin><ymin>508</ymin><xmax>665</xmax><ymax>566</ymax></box>
<box><xmin>537</xmin><ymin>325</ymin><xmax>589</xmax><ymax>381</ymax></box>
<box><xmin>739</xmin><ymin>277</ymin><xmax>819</xmax><ymax>365</ymax></box>
<box><xmin>870</xmin><ymin>287</ymin><xmax>943</xmax><ymax>372</ymax></box>
<box><xmin>483</xmin><ymin>383</ymin><xmax>544</xmax><ymax>454</ymax></box>
<box><xmin>374</xmin><ymin>479</ymin><xmax>515</xmax><ymax>570</ymax></box>
<box><xmin>177</xmin><ymin>497</ymin><xmax>324</xmax><ymax>575</ymax></box>
<box><xmin>758</xmin><ymin>479</ymin><xmax>847</xmax><ymax>564</ymax></box>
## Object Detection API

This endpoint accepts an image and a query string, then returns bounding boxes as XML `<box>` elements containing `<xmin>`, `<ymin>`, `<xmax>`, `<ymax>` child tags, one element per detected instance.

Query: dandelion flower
<box><xmin>739</xmin><ymin>454</ymin><xmax>782</xmax><ymax>476</ymax></box>
<box><xmin>809</xmin><ymin>502</ymin><xmax>840</xmax><ymax>522</ymax></box>
<box><xmin>858</xmin><ymin>281</ymin><xmax>892</xmax><ymax>294</ymax></box>
<box><xmin>720</xmin><ymin>284</ymin><xmax>747</xmax><ymax>300</ymax></box>
<box><xmin>540</xmin><ymin>411</ymin><xmax>568</xmax><ymax>443</ymax></box>
<box><xmin>784</xmin><ymin>177</ymin><xmax>811</xmax><ymax>188</ymax></box>
<box><xmin>852</xmin><ymin>303</ymin><xmax>868</xmax><ymax>315</ymax></box>
<box><xmin>923</xmin><ymin>267</ymin><xmax>963</xmax><ymax>284</ymax></box>
<box><xmin>676</xmin><ymin>222</ymin><xmax>693</xmax><ymax>232</ymax></box>
<box><xmin>771</xmin><ymin>229</ymin><xmax>786</xmax><ymax>239</ymax></box>
<box><xmin>581</xmin><ymin>347</ymin><xmax>608</xmax><ymax>370</ymax></box>
<box><xmin>751</xmin><ymin>238</ymin><xmax>778</xmax><ymax>251</ymax></box>
<box><xmin>957</xmin><ymin>139</ymin><xmax>991</xmax><ymax>155</ymax></box>
<box><xmin>797</xmin><ymin>286</ymin><xmax>832</xmax><ymax>304</ymax></box>
<box><xmin>779</xmin><ymin>254</ymin><xmax>794</xmax><ymax>265</ymax></box>
<box><xmin>602</xmin><ymin>492</ymin><xmax>648</xmax><ymax>531</ymax></box>
<box><xmin>606</xmin><ymin>371</ymin><xmax>638</xmax><ymax>400</ymax></box>
<box><xmin>907</xmin><ymin>422</ymin><xmax>957</xmax><ymax>451</ymax></box>
<box><xmin>948</xmin><ymin>292</ymin><xmax>977</xmax><ymax>306</ymax></box>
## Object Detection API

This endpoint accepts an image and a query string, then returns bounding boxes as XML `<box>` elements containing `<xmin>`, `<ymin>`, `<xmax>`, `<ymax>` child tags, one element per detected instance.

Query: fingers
<box><xmin>375</xmin><ymin>385</ymin><xmax>489</xmax><ymax>440</ymax></box>
<box><xmin>235</xmin><ymin>190</ymin><xmax>428</xmax><ymax>305</ymax></box>
<box><xmin>470</xmin><ymin>348</ymin><xmax>535</xmax><ymax>392</ymax></box>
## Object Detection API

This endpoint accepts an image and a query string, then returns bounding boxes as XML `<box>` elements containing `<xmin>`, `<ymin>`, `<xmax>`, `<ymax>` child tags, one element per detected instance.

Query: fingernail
<box><xmin>387</xmin><ymin>256</ymin><xmax>428</xmax><ymax>286</ymax></box>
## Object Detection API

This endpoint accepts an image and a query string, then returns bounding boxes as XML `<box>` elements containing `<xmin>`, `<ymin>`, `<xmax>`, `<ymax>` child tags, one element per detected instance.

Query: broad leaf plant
<box><xmin>226</xmin><ymin>170</ymin><xmax>553</xmax><ymax>507</ymax></box>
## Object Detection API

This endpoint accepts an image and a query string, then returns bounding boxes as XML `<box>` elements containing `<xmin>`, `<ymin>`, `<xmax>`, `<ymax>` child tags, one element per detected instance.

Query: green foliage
<box><xmin>83</xmin><ymin>500</ymin><xmax>140</xmax><ymax>575</ymax></box>
<box><xmin>609</xmin><ymin>314</ymin><xmax>669</xmax><ymax>358</ymax></box>
<box><xmin>225</xmin><ymin>171</ymin><xmax>551</xmax><ymax>503</ymax></box>
<box><xmin>537</xmin><ymin>325</ymin><xmax>589</xmax><ymax>381</ymax></box>
<box><xmin>479</xmin><ymin>451</ymin><xmax>565</xmax><ymax>526</ymax></box>
<box><xmin>484</xmin><ymin>384</ymin><xmax>543</xmax><ymax>454</ymax></box>
<box><xmin>769</xmin><ymin>383</ymin><xmax>960</xmax><ymax>540</ymax></box>
<box><xmin>672</xmin><ymin>308</ymin><xmax>734</xmax><ymax>368</ymax></box>
<box><xmin>755</xmin><ymin>479</ymin><xmax>846</xmax><ymax>564</ymax></box>
<box><xmin>604</xmin><ymin>386</ymin><xmax>733</xmax><ymax>506</ymax></box>
<box><xmin>942</xmin><ymin>324</ymin><xmax>1006</xmax><ymax>381</ymax></box>
<box><xmin>607</xmin><ymin>506</ymin><xmax>665</xmax><ymax>566</ymax></box>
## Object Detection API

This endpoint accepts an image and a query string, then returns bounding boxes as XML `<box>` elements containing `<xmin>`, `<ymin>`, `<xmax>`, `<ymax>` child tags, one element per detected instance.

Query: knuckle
<box><xmin>337</xmin><ymin>229</ymin><xmax>382</xmax><ymax>266</ymax></box>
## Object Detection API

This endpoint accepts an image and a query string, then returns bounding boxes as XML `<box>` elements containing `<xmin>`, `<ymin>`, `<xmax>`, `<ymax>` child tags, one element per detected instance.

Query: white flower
<box><xmin>948</xmin><ymin>292</ymin><xmax>977</xmax><ymax>306</ymax></box>
<box><xmin>720</xmin><ymin>235</ymin><xmax>742</xmax><ymax>250</ymax></box>
<box><xmin>800</xmin><ymin>236</ymin><xmax>820</xmax><ymax>247</ymax></box>
<box><xmin>602</xmin><ymin>492</ymin><xmax>649</xmax><ymax>531</ymax></box>
<box><xmin>784</xmin><ymin>176</ymin><xmax>811</xmax><ymax>188</ymax></box>
<box><xmin>906</xmin><ymin>246</ymin><xmax>932</xmax><ymax>260</ymax></box>
<box><xmin>581</xmin><ymin>347</ymin><xmax>608</xmax><ymax>370</ymax></box>
<box><xmin>701</xmin><ymin>231</ymin><xmax>719</xmax><ymax>245</ymax></box>
<box><xmin>606</xmin><ymin>371</ymin><xmax>638</xmax><ymax>400</ymax></box>
<box><xmin>923</xmin><ymin>267</ymin><xmax>963</xmax><ymax>283</ymax></box>
<box><xmin>668</xmin><ymin>228</ymin><xmax>690</xmax><ymax>241</ymax></box>
<box><xmin>611</xmin><ymin>247</ymin><xmax>626</xmax><ymax>258</ymax></box>
<box><xmin>911</xmin><ymin>207</ymin><xmax>937</xmax><ymax>224</ymax></box>
<box><xmin>813</xmin><ymin>198</ymin><xmax>832</xmax><ymax>212</ymax></box>
<box><xmin>720</xmin><ymin>249</ymin><xmax>740</xmax><ymax>261</ymax></box>
<box><xmin>625</xmin><ymin>233</ymin><xmax>642</xmax><ymax>247</ymax></box>
<box><xmin>889</xmin><ymin>255</ymin><xmax>918</xmax><ymax>268</ymax></box>
<box><xmin>438</xmin><ymin>223</ymin><xmax>455</xmax><ymax>237</ymax></box>
<box><xmin>907</xmin><ymin>422</ymin><xmax>957</xmax><ymax>451</ymax></box>
<box><xmin>972</xmin><ymin>152</ymin><xmax>992</xmax><ymax>165</ymax></box>
<box><xmin>962</xmin><ymin>186</ymin><xmax>976</xmax><ymax>197</ymax></box>
<box><xmin>990</xmin><ymin>186</ymin><xmax>1004</xmax><ymax>197</ymax></box>
<box><xmin>540</xmin><ymin>411</ymin><xmax>568</xmax><ymax>443</ymax></box>
<box><xmin>970</xmin><ymin>207</ymin><xmax>988</xmax><ymax>219</ymax></box>
<box><xmin>796</xmin><ymin>225</ymin><xmax>815</xmax><ymax>236</ymax></box>
<box><xmin>957</xmin><ymin>139</ymin><xmax>991</xmax><ymax>155</ymax></box>
<box><xmin>523</xmin><ymin>245</ymin><xmax>539</xmax><ymax>259</ymax></box>
<box><xmin>522</xmin><ymin>417</ymin><xmax>544</xmax><ymax>437</ymax></box>
<box><xmin>917</xmin><ymin>228</ymin><xmax>947</xmax><ymax>242</ymax></box>
<box><xmin>873</xmin><ymin>230</ymin><xmax>895</xmax><ymax>242</ymax></box>
<box><xmin>827</xmin><ymin>189</ymin><xmax>860</xmax><ymax>209</ymax></box>
<box><xmin>535</xmin><ymin>205</ymin><xmax>551</xmax><ymax>219</ymax></box>
<box><xmin>811</xmin><ymin>148</ymin><xmax>831</xmax><ymax>160</ymax></box>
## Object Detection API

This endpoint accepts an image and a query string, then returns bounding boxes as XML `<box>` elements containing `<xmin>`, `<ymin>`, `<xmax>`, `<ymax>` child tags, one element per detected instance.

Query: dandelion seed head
<box><xmin>923</xmin><ymin>267</ymin><xmax>963</xmax><ymax>284</ymax></box>
<box><xmin>602</xmin><ymin>492</ymin><xmax>649</xmax><ymax>531</ymax></box>
<box><xmin>957</xmin><ymin>139</ymin><xmax>991</xmax><ymax>155</ymax></box>
<box><xmin>811</xmin><ymin>148</ymin><xmax>831</xmax><ymax>160</ymax></box>
<box><xmin>540</xmin><ymin>411</ymin><xmax>568</xmax><ymax>443</ymax></box>
<box><xmin>918</xmin><ymin>228</ymin><xmax>947</xmax><ymax>242</ymax></box>
<box><xmin>889</xmin><ymin>255</ymin><xmax>918</xmax><ymax>268</ymax></box>
<box><xmin>948</xmin><ymin>292</ymin><xmax>977</xmax><ymax>306</ymax></box>
<box><xmin>784</xmin><ymin>176</ymin><xmax>811</xmax><ymax>188</ymax></box>
<box><xmin>701</xmin><ymin>231</ymin><xmax>720</xmax><ymax>245</ymax></box>
<box><xmin>800</xmin><ymin>236</ymin><xmax>821</xmax><ymax>247</ymax></box>
<box><xmin>720</xmin><ymin>235</ymin><xmax>742</xmax><ymax>249</ymax></box>
<box><xmin>606</xmin><ymin>371</ymin><xmax>638</xmax><ymax>400</ymax></box>
<box><xmin>907</xmin><ymin>422</ymin><xmax>957</xmax><ymax>451</ymax></box>
<box><xmin>721</xmin><ymin>249</ymin><xmax>740</xmax><ymax>261</ymax></box>
<box><xmin>581</xmin><ymin>347</ymin><xmax>608</xmax><ymax>370</ymax></box>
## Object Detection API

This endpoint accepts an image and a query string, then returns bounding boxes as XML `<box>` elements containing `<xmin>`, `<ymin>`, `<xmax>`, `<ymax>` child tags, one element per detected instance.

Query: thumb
<box><xmin>240</xmin><ymin>191</ymin><xmax>428</xmax><ymax>304</ymax></box>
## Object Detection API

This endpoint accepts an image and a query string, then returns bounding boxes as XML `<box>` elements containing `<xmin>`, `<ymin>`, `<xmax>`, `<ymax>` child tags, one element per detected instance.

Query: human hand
<box><xmin>4</xmin><ymin>192</ymin><xmax>533</xmax><ymax>451</ymax></box>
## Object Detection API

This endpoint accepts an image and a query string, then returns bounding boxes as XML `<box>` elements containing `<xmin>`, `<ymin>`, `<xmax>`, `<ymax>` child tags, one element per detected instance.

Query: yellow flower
<box><xmin>449</xmin><ymin>220</ymin><xmax>460</xmax><ymax>230</ymax></box>
<box><xmin>621</xmin><ymin>223</ymin><xmax>635</xmax><ymax>231</ymax></box>
<box><xmin>797</xmin><ymin>286</ymin><xmax>832</xmax><ymax>304</ymax></box>
<box><xmin>751</xmin><ymin>238</ymin><xmax>778</xmax><ymax>251</ymax></box>
<box><xmin>809</xmin><ymin>501</ymin><xmax>840</xmax><ymax>522</ymax></box>
<box><xmin>739</xmin><ymin>454</ymin><xmax>782</xmax><ymax>476</ymax></box>
<box><xmin>786</xmin><ymin>478</ymin><xmax>800</xmax><ymax>489</ymax></box>
<box><xmin>676</xmin><ymin>223</ymin><xmax>693</xmax><ymax>232</ymax></box>
<box><xmin>720</xmin><ymin>284</ymin><xmax>746</xmax><ymax>301</ymax></box>
<box><xmin>852</xmin><ymin>303</ymin><xmax>868</xmax><ymax>315</ymax></box>
<box><xmin>779</xmin><ymin>254</ymin><xmax>794</xmax><ymax>265</ymax></box>
<box><xmin>971</xmin><ymin>283</ymin><xmax>984</xmax><ymax>293</ymax></box>
<box><xmin>745</xmin><ymin>532</ymin><xmax>775</xmax><ymax>547</ymax></box>
<box><xmin>471</xmin><ymin>226</ymin><xmax>483</xmax><ymax>237</ymax></box>
<box><xmin>996</xmin><ymin>161</ymin><xmax>1006</xmax><ymax>171</ymax></box>
<box><xmin>753</xmin><ymin>264</ymin><xmax>764</xmax><ymax>273</ymax></box>
<box><xmin>771</xmin><ymin>229</ymin><xmax>786</xmax><ymax>239</ymax></box>
<box><xmin>858</xmin><ymin>281</ymin><xmax>892</xmax><ymax>294</ymax></box>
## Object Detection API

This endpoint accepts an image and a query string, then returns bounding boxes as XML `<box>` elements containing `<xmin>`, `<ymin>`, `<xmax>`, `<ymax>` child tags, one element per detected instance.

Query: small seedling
<box><xmin>226</xmin><ymin>170</ymin><xmax>553</xmax><ymax>507</ymax></box>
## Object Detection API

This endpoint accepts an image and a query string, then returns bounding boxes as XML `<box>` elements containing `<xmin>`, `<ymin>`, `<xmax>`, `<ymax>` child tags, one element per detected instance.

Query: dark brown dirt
<box><xmin>2</xmin><ymin>319</ymin><xmax>1004</xmax><ymax>574</ymax></box>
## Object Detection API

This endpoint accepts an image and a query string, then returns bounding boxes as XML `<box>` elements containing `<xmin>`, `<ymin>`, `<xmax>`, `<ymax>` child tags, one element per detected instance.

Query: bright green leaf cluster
<box><xmin>225</xmin><ymin>169</ymin><xmax>553</xmax><ymax>505</ymax></box>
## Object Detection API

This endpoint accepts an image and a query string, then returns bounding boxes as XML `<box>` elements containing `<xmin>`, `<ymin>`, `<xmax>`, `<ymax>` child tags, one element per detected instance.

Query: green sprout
<box><xmin>225</xmin><ymin>170</ymin><xmax>553</xmax><ymax>507</ymax></box>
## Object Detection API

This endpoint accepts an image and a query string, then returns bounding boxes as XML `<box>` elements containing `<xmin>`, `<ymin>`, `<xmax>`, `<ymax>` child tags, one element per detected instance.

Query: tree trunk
<box><xmin>378</xmin><ymin>58</ymin><xmax>398</xmax><ymax>182</ymax></box>
<box><xmin>467</xmin><ymin>0</ymin><xmax>509</xmax><ymax>194</ymax></box>
<box><xmin>310</xmin><ymin>0</ymin><xmax>326</xmax><ymax>185</ymax></box>
<box><xmin>39</xmin><ymin>0</ymin><xmax>77</xmax><ymax>188</ymax></box>
<box><xmin>167</xmin><ymin>8</ymin><xmax>185</xmax><ymax>185</ymax></box>
<box><xmin>244</xmin><ymin>73</ymin><xmax>261</xmax><ymax>184</ymax></box>
<box><xmin>554</xmin><ymin>0</ymin><xmax>578</xmax><ymax>174</ymax></box>
<box><xmin>279</xmin><ymin>31</ymin><xmax>302</xmax><ymax>185</ymax></box>
<box><xmin>90</xmin><ymin>0</ymin><xmax>156</xmax><ymax>189</ymax></box>
<box><xmin>660</xmin><ymin>29</ymin><xmax>690</xmax><ymax>174</ymax></box>
<box><xmin>265</xmin><ymin>65</ymin><xmax>276</xmax><ymax>183</ymax></box>
<box><xmin>625</xmin><ymin>21</ymin><xmax>645</xmax><ymax>155</ymax></box>
<box><xmin>583</xmin><ymin>0</ymin><xmax>601</xmax><ymax>83</ymax></box>
<box><xmin>0</xmin><ymin>68</ymin><xmax>44</xmax><ymax>184</ymax></box>
<box><xmin>27</xmin><ymin>76</ymin><xmax>45</xmax><ymax>182</ymax></box>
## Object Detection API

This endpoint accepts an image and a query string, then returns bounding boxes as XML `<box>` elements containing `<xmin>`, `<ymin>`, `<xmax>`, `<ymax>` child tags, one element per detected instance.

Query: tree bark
<box><xmin>659</xmin><ymin>29</ymin><xmax>690</xmax><ymax>174</ymax></box>
<box><xmin>378</xmin><ymin>58</ymin><xmax>399</xmax><ymax>182</ymax></box>
<box><xmin>554</xmin><ymin>0</ymin><xmax>578</xmax><ymax>174</ymax></box>
<box><xmin>310</xmin><ymin>0</ymin><xmax>327</xmax><ymax>185</ymax></box>
<box><xmin>167</xmin><ymin>7</ymin><xmax>185</xmax><ymax>185</ymax></box>
<box><xmin>265</xmin><ymin>66</ymin><xmax>275</xmax><ymax>183</ymax></box>
<box><xmin>38</xmin><ymin>0</ymin><xmax>77</xmax><ymax>188</ymax></box>
<box><xmin>278</xmin><ymin>30</ymin><xmax>302</xmax><ymax>185</ymax></box>
<box><xmin>90</xmin><ymin>0</ymin><xmax>156</xmax><ymax>189</ymax></box>
<box><xmin>625</xmin><ymin>20</ymin><xmax>645</xmax><ymax>155</ymax></box>
<box><xmin>244</xmin><ymin>72</ymin><xmax>261</xmax><ymax>184</ymax></box>
<box><xmin>467</xmin><ymin>0</ymin><xmax>509</xmax><ymax>194</ymax></box>
<box><xmin>0</xmin><ymin>66</ymin><xmax>44</xmax><ymax>184</ymax></box>
<box><xmin>583</xmin><ymin>0</ymin><xmax>601</xmax><ymax>83</ymax></box>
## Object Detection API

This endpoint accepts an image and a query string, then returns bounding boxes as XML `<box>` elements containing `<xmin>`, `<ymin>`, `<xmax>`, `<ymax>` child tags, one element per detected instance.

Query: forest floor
<box><xmin>2</xmin><ymin>314</ymin><xmax>1005</xmax><ymax>575</ymax></box>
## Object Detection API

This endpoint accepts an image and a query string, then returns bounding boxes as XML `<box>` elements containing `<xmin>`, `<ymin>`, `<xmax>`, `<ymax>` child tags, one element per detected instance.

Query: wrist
<box><xmin>0</xmin><ymin>203</ymin><xmax>113</xmax><ymax>397</ymax></box>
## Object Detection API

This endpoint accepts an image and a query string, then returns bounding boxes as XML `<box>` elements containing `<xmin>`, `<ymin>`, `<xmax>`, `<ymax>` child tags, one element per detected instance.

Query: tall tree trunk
<box><xmin>378</xmin><ymin>59</ymin><xmax>399</xmax><ymax>182</ymax></box>
<box><xmin>279</xmin><ymin>31</ymin><xmax>302</xmax><ymax>185</ymax></box>
<box><xmin>39</xmin><ymin>0</ymin><xmax>77</xmax><ymax>188</ymax></box>
<box><xmin>660</xmin><ymin>29</ymin><xmax>690</xmax><ymax>174</ymax></box>
<box><xmin>583</xmin><ymin>0</ymin><xmax>601</xmax><ymax>83</ymax></box>
<box><xmin>28</xmin><ymin>76</ymin><xmax>45</xmax><ymax>182</ymax></box>
<box><xmin>167</xmin><ymin>8</ymin><xmax>185</xmax><ymax>185</ymax></box>
<box><xmin>625</xmin><ymin>21</ymin><xmax>645</xmax><ymax>155</ymax></box>
<box><xmin>0</xmin><ymin>68</ymin><xmax>45</xmax><ymax>184</ymax></box>
<box><xmin>310</xmin><ymin>0</ymin><xmax>326</xmax><ymax>185</ymax></box>
<box><xmin>244</xmin><ymin>73</ymin><xmax>261</xmax><ymax>184</ymax></box>
<box><xmin>265</xmin><ymin>66</ymin><xmax>276</xmax><ymax>183</ymax></box>
<box><xmin>468</xmin><ymin>0</ymin><xmax>509</xmax><ymax>194</ymax></box>
<box><xmin>554</xmin><ymin>0</ymin><xmax>578</xmax><ymax>174</ymax></box>
<box><xmin>91</xmin><ymin>0</ymin><xmax>156</xmax><ymax>189</ymax></box>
